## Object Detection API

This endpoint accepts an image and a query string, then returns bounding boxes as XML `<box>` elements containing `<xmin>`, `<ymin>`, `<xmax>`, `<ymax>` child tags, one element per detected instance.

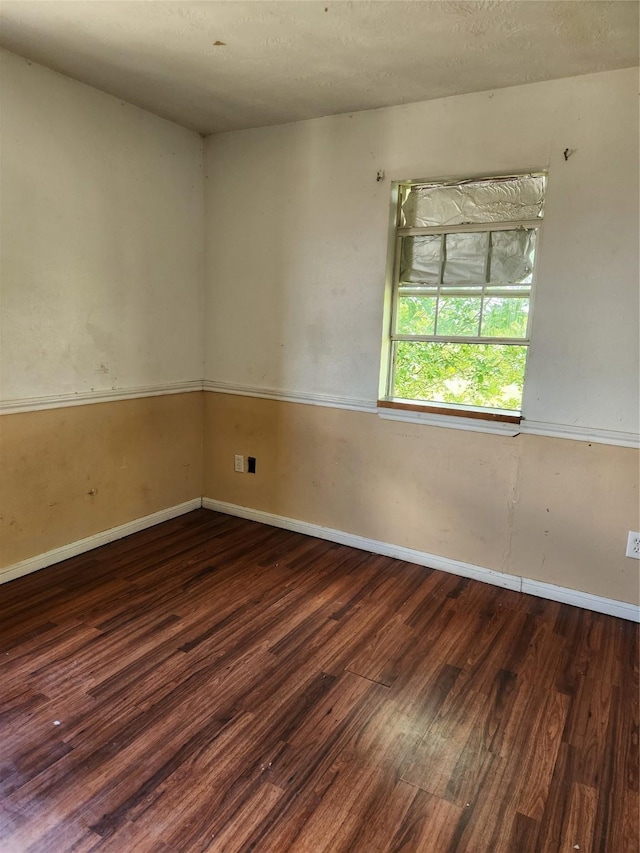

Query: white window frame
<box><xmin>378</xmin><ymin>172</ymin><xmax>546</xmax><ymax>424</ymax></box>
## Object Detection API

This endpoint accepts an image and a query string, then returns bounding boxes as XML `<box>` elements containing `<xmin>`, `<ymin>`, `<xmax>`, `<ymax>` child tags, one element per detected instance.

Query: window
<box><xmin>379</xmin><ymin>173</ymin><xmax>546</xmax><ymax>421</ymax></box>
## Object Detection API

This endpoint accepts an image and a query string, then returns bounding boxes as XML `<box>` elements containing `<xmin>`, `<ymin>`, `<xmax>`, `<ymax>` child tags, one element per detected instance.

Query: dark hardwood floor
<box><xmin>1</xmin><ymin>509</ymin><xmax>638</xmax><ymax>852</ymax></box>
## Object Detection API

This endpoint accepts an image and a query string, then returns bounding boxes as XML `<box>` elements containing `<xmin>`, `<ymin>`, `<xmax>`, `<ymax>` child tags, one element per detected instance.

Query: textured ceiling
<box><xmin>0</xmin><ymin>1</ymin><xmax>637</xmax><ymax>134</ymax></box>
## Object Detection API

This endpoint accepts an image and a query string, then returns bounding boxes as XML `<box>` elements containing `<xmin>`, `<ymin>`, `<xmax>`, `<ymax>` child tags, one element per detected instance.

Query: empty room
<box><xmin>1</xmin><ymin>1</ymin><xmax>638</xmax><ymax>851</ymax></box>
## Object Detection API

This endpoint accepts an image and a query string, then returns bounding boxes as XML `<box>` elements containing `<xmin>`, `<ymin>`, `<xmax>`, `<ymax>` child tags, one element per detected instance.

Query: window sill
<box><xmin>377</xmin><ymin>398</ymin><xmax>522</xmax><ymax>436</ymax></box>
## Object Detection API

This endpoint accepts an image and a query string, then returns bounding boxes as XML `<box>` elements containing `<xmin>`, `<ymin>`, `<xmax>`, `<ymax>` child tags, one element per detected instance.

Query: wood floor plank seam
<box><xmin>1</xmin><ymin>509</ymin><xmax>637</xmax><ymax>852</ymax></box>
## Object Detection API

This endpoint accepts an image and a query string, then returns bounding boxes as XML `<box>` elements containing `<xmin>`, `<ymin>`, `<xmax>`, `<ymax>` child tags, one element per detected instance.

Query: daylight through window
<box><xmin>381</xmin><ymin>173</ymin><xmax>546</xmax><ymax>417</ymax></box>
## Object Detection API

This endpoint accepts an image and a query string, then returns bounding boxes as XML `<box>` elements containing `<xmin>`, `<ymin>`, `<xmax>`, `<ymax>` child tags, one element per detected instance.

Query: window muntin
<box><xmin>383</xmin><ymin>173</ymin><xmax>546</xmax><ymax>416</ymax></box>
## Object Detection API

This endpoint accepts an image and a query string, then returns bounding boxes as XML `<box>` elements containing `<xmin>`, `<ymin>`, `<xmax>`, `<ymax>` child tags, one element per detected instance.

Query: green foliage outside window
<box><xmin>386</xmin><ymin>175</ymin><xmax>545</xmax><ymax>413</ymax></box>
<box><xmin>394</xmin><ymin>296</ymin><xmax>529</xmax><ymax>410</ymax></box>
<box><xmin>394</xmin><ymin>342</ymin><xmax>527</xmax><ymax>411</ymax></box>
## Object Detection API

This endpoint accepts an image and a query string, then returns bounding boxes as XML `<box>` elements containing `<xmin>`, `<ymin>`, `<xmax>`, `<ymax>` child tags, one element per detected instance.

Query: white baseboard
<box><xmin>0</xmin><ymin>498</ymin><xmax>202</xmax><ymax>585</ymax></box>
<box><xmin>4</xmin><ymin>495</ymin><xmax>637</xmax><ymax>623</ymax></box>
<box><xmin>202</xmin><ymin>497</ymin><xmax>640</xmax><ymax>623</ymax></box>
<box><xmin>519</xmin><ymin>578</ymin><xmax>638</xmax><ymax>622</ymax></box>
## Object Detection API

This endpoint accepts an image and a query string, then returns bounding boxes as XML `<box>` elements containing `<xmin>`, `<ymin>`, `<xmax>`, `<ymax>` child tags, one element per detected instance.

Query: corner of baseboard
<box><xmin>0</xmin><ymin>498</ymin><xmax>202</xmax><ymax>585</ymax></box>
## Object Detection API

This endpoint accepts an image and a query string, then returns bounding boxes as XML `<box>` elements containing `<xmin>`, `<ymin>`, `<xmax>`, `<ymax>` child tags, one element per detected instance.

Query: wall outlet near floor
<box><xmin>625</xmin><ymin>531</ymin><xmax>640</xmax><ymax>559</ymax></box>
<box><xmin>234</xmin><ymin>454</ymin><xmax>244</xmax><ymax>473</ymax></box>
<box><xmin>247</xmin><ymin>456</ymin><xmax>256</xmax><ymax>474</ymax></box>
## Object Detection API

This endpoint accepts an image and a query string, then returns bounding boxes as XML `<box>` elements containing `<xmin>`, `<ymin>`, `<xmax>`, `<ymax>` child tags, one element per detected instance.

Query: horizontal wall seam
<box><xmin>203</xmin><ymin>380</ymin><xmax>377</xmax><ymax>413</ymax></box>
<box><xmin>0</xmin><ymin>381</ymin><xmax>203</xmax><ymax>414</ymax></box>
<box><xmin>202</xmin><ymin>382</ymin><xmax>640</xmax><ymax>448</ymax></box>
<box><xmin>2</xmin><ymin>380</ymin><xmax>637</xmax><ymax>448</ymax></box>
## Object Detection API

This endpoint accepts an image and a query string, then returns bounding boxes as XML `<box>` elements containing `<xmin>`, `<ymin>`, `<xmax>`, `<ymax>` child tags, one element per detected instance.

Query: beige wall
<box><xmin>6</xmin><ymin>387</ymin><xmax>637</xmax><ymax>608</ymax></box>
<box><xmin>2</xmin><ymin>55</ymin><xmax>637</xmax><ymax>614</ymax></box>
<box><xmin>201</xmin><ymin>67</ymin><xmax>639</xmax><ymax>611</ymax></box>
<box><xmin>203</xmin><ymin>393</ymin><xmax>639</xmax><ymax>605</ymax></box>
<box><xmin>0</xmin><ymin>393</ymin><xmax>203</xmax><ymax>569</ymax></box>
<box><xmin>0</xmin><ymin>53</ymin><xmax>205</xmax><ymax>578</ymax></box>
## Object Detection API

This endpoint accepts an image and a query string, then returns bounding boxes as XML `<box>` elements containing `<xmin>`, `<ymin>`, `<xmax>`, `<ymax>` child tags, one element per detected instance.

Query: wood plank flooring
<box><xmin>1</xmin><ymin>509</ymin><xmax>638</xmax><ymax>852</ymax></box>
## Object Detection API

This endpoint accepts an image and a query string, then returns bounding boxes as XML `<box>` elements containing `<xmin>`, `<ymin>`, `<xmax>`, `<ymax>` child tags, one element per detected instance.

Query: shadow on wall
<box><xmin>204</xmin><ymin>106</ymin><xmax>395</xmax><ymax>517</ymax></box>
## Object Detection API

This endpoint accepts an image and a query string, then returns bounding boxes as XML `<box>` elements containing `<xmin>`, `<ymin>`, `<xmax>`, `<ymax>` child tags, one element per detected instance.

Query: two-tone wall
<box><xmin>0</xmin><ymin>51</ymin><xmax>204</xmax><ymax>576</ymax></box>
<box><xmin>2</xmin><ymin>51</ymin><xmax>638</xmax><ymax>615</ymax></box>
<box><xmin>202</xmin><ymin>68</ymin><xmax>640</xmax><ymax>612</ymax></box>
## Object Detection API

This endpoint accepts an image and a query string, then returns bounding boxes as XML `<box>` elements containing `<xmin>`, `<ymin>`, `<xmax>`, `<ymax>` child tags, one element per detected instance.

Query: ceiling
<box><xmin>0</xmin><ymin>1</ymin><xmax>637</xmax><ymax>134</ymax></box>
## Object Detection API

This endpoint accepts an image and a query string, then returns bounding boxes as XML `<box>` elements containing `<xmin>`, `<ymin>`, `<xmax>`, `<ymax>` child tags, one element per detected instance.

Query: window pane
<box><xmin>481</xmin><ymin>297</ymin><xmax>529</xmax><ymax>338</ymax></box>
<box><xmin>400</xmin><ymin>235</ymin><xmax>441</xmax><ymax>284</ymax></box>
<box><xmin>435</xmin><ymin>297</ymin><xmax>481</xmax><ymax>337</ymax></box>
<box><xmin>401</xmin><ymin>174</ymin><xmax>546</xmax><ymax>227</ymax></box>
<box><xmin>396</xmin><ymin>296</ymin><xmax>436</xmax><ymax>335</ymax></box>
<box><xmin>489</xmin><ymin>230</ymin><xmax>536</xmax><ymax>284</ymax></box>
<box><xmin>393</xmin><ymin>342</ymin><xmax>527</xmax><ymax>411</ymax></box>
<box><xmin>443</xmin><ymin>232</ymin><xmax>488</xmax><ymax>284</ymax></box>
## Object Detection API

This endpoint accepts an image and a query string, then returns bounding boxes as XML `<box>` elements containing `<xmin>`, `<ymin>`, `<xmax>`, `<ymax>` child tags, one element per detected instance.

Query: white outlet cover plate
<box><xmin>625</xmin><ymin>531</ymin><xmax>640</xmax><ymax>559</ymax></box>
<box><xmin>234</xmin><ymin>454</ymin><xmax>244</xmax><ymax>473</ymax></box>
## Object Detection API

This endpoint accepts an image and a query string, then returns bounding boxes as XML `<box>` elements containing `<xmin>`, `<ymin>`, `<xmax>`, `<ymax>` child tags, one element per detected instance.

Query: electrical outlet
<box><xmin>625</xmin><ymin>531</ymin><xmax>640</xmax><ymax>559</ymax></box>
<box><xmin>247</xmin><ymin>456</ymin><xmax>256</xmax><ymax>474</ymax></box>
<box><xmin>234</xmin><ymin>454</ymin><xmax>244</xmax><ymax>473</ymax></box>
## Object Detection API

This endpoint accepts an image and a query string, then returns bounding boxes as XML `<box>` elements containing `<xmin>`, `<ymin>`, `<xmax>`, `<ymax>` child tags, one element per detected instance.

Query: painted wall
<box><xmin>0</xmin><ymin>50</ymin><xmax>204</xmax><ymax>402</ymax></box>
<box><xmin>203</xmin><ymin>67</ymin><xmax>639</xmax><ymax>436</ymax></box>
<box><xmin>203</xmin><ymin>394</ymin><xmax>639</xmax><ymax>605</ymax></box>
<box><xmin>1</xmin><ymin>394</ymin><xmax>203</xmax><ymax>569</ymax></box>
<box><xmin>1</xmin><ymin>53</ymin><xmax>638</xmax><ymax>609</ymax></box>
<box><xmin>0</xmin><ymin>52</ymin><xmax>204</xmax><ymax>569</ymax></box>
<box><xmin>203</xmin><ymin>69</ymin><xmax>639</xmax><ymax>606</ymax></box>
